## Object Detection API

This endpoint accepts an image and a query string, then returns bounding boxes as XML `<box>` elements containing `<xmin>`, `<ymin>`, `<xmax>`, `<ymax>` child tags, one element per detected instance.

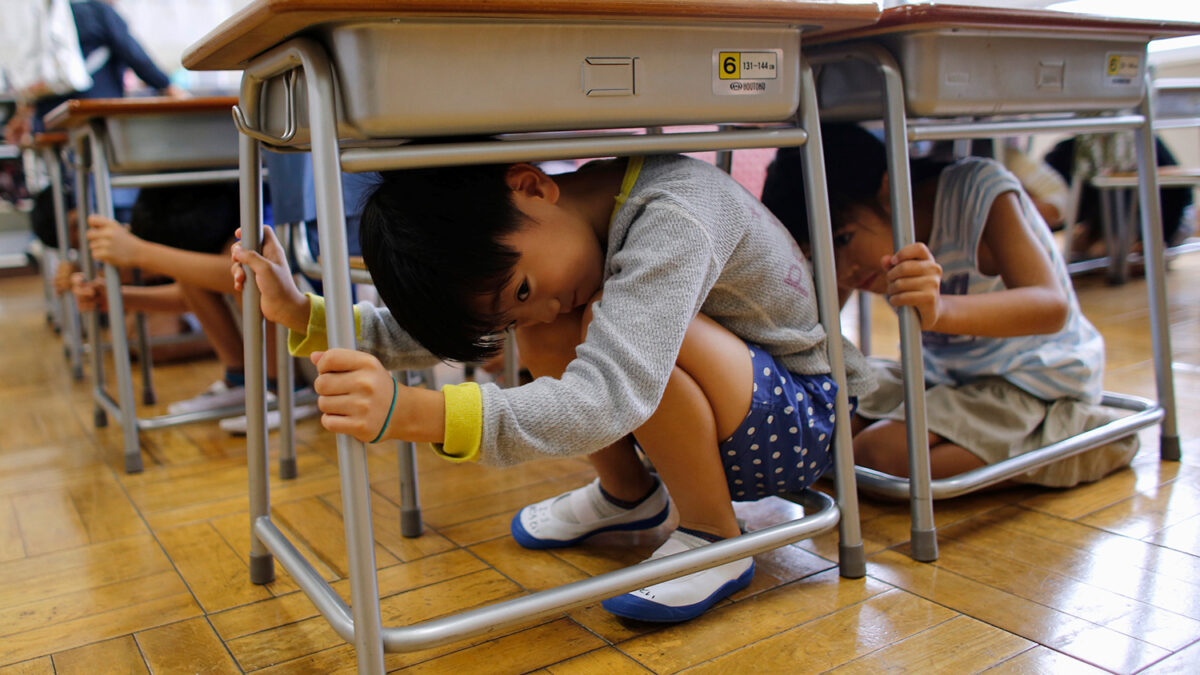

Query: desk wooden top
<box><xmin>31</xmin><ymin>132</ymin><xmax>68</xmax><ymax>150</ymax></box>
<box><xmin>183</xmin><ymin>0</ymin><xmax>883</xmax><ymax>71</ymax></box>
<box><xmin>43</xmin><ymin>97</ymin><xmax>239</xmax><ymax>131</ymax></box>
<box><xmin>808</xmin><ymin>3</ymin><xmax>1200</xmax><ymax>45</ymax></box>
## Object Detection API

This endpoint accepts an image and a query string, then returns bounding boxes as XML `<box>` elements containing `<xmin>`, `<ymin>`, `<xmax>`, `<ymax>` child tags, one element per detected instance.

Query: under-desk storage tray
<box><xmin>259</xmin><ymin>20</ymin><xmax>802</xmax><ymax>140</ymax></box>
<box><xmin>104</xmin><ymin>112</ymin><xmax>240</xmax><ymax>172</ymax></box>
<box><xmin>816</xmin><ymin>29</ymin><xmax>1148</xmax><ymax>118</ymax></box>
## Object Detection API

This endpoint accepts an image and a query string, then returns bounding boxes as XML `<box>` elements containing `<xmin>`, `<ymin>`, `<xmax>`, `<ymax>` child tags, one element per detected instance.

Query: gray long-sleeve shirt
<box><xmin>355</xmin><ymin>155</ymin><xmax>874</xmax><ymax>466</ymax></box>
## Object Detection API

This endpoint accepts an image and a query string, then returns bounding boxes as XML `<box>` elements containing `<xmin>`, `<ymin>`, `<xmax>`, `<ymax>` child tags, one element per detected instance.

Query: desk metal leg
<box><xmin>74</xmin><ymin>141</ymin><xmax>107</xmax><ymax>427</ymax></box>
<box><xmin>131</xmin><ymin>271</ymin><xmax>156</xmax><ymax>405</ymax></box>
<box><xmin>397</xmin><ymin>370</ymin><xmax>423</xmax><ymax>538</ymax></box>
<box><xmin>875</xmin><ymin>47</ymin><xmax>937</xmax><ymax>562</ymax></box>
<box><xmin>45</xmin><ymin>148</ymin><xmax>84</xmax><ymax>381</ymax></box>
<box><xmin>276</xmin><ymin>322</ymin><xmax>298</xmax><ymax>479</ymax></box>
<box><xmin>241</xmin><ymin>134</ymin><xmax>275</xmax><ymax>585</ymax></box>
<box><xmin>856</xmin><ymin>291</ymin><xmax>872</xmax><ymax>356</ymax></box>
<box><xmin>89</xmin><ymin>124</ymin><xmax>143</xmax><ymax>473</ymax></box>
<box><xmin>503</xmin><ymin>329</ymin><xmax>520</xmax><ymax>386</ymax></box>
<box><xmin>1135</xmin><ymin>80</ymin><xmax>1181</xmax><ymax>461</ymax></box>
<box><xmin>301</xmin><ymin>44</ymin><xmax>386</xmax><ymax>674</ymax></box>
<box><xmin>800</xmin><ymin>58</ymin><xmax>864</xmax><ymax>578</ymax></box>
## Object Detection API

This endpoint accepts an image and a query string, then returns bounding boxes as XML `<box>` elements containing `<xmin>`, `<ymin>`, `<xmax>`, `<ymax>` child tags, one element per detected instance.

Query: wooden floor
<box><xmin>0</xmin><ymin>254</ymin><xmax>1198</xmax><ymax>674</ymax></box>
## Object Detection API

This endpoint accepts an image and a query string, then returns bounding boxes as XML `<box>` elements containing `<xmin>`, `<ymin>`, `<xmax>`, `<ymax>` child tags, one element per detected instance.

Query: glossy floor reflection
<box><xmin>0</xmin><ymin>254</ymin><xmax>1196</xmax><ymax>673</ymax></box>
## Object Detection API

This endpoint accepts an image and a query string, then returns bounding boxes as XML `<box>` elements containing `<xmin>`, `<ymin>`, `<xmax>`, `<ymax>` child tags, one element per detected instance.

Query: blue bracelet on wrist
<box><xmin>370</xmin><ymin>376</ymin><xmax>398</xmax><ymax>444</ymax></box>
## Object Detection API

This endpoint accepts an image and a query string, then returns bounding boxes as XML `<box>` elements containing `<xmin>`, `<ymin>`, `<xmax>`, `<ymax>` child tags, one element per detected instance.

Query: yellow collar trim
<box><xmin>610</xmin><ymin>156</ymin><xmax>644</xmax><ymax>222</ymax></box>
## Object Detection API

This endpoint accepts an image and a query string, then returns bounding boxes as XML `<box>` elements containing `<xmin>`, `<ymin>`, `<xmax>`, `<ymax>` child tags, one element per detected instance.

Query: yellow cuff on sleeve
<box><xmin>287</xmin><ymin>293</ymin><xmax>362</xmax><ymax>356</ymax></box>
<box><xmin>433</xmin><ymin>382</ymin><xmax>483</xmax><ymax>463</ymax></box>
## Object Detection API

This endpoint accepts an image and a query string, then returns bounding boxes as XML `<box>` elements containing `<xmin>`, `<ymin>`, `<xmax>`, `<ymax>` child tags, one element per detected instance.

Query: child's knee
<box><xmin>853</xmin><ymin>421</ymin><xmax>912</xmax><ymax>477</ymax></box>
<box><xmin>515</xmin><ymin>311</ymin><xmax>585</xmax><ymax>377</ymax></box>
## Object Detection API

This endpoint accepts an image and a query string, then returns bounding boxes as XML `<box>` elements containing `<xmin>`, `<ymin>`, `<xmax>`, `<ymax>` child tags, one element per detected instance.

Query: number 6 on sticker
<box><xmin>720</xmin><ymin>52</ymin><xmax>740</xmax><ymax>79</ymax></box>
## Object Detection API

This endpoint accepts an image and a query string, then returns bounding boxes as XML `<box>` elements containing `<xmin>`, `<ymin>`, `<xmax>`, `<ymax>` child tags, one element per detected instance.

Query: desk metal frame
<box><xmin>232</xmin><ymin>34</ymin><xmax>864</xmax><ymax>673</ymax></box>
<box><xmin>65</xmin><ymin>115</ymin><xmax>260</xmax><ymax>473</ymax></box>
<box><xmin>808</xmin><ymin>40</ymin><xmax>1181</xmax><ymax>562</ymax></box>
<box><xmin>38</xmin><ymin>138</ymin><xmax>86</xmax><ymax>382</ymax></box>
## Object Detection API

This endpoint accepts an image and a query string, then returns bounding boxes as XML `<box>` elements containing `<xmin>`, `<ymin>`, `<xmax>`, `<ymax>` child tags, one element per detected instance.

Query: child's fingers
<box><xmin>885</xmin><ymin>258</ymin><xmax>941</xmax><ymax>282</ymax></box>
<box><xmin>886</xmin><ymin>274</ymin><xmax>940</xmax><ymax>296</ymax></box>
<box><xmin>313</xmin><ymin>348</ymin><xmax>369</xmax><ymax>374</ymax></box>
<box><xmin>231</xmin><ymin>262</ymin><xmax>245</xmax><ymax>291</ymax></box>
<box><xmin>231</xmin><ymin>245</ymin><xmax>272</xmax><ymax>273</ymax></box>
<box><xmin>309</xmin><ymin>350</ymin><xmax>325</xmax><ymax>366</ymax></box>
<box><xmin>890</xmin><ymin>242</ymin><xmax>933</xmax><ymax>264</ymax></box>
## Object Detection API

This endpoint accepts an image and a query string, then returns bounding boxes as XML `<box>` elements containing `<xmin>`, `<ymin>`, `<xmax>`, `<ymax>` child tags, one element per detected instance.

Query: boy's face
<box><xmin>488</xmin><ymin>201</ymin><xmax>605</xmax><ymax>328</ymax></box>
<box><xmin>832</xmin><ymin>204</ymin><xmax>893</xmax><ymax>295</ymax></box>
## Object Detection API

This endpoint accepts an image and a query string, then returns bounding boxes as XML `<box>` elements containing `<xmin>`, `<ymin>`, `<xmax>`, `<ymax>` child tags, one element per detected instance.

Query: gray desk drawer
<box><xmin>816</xmin><ymin>29</ymin><xmax>1148</xmax><ymax>118</ymax></box>
<box><xmin>258</xmin><ymin>20</ymin><xmax>802</xmax><ymax>140</ymax></box>
<box><xmin>104</xmin><ymin>112</ymin><xmax>240</xmax><ymax>172</ymax></box>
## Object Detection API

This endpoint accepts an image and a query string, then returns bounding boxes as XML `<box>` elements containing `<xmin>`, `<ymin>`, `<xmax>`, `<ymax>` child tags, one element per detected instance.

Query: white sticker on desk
<box><xmin>714</xmin><ymin>50</ymin><xmax>781</xmax><ymax>96</ymax></box>
<box><xmin>1105</xmin><ymin>53</ymin><xmax>1141</xmax><ymax>87</ymax></box>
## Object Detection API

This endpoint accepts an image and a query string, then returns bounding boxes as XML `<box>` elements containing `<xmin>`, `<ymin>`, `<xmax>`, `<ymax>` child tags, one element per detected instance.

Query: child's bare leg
<box><xmin>189</xmin><ymin>284</ymin><xmax>280</xmax><ymax>381</ymax></box>
<box><xmin>517</xmin><ymin>309</ymin><xmax>653</xmax><ymax>502</ymax></box>
<box><xmin>854</xmin><ymin>419</ymin><xmax>985</xmax><ymax>479</ymax></box>
<box><xmin>180</xmin><ymin>283</ymin><xmax>243</xmax><ymax>371</ymax></box>
<box><xmin>632</xmin><ymin>313</ymin><xmax>751</xmax><ymax>539</ymax></box>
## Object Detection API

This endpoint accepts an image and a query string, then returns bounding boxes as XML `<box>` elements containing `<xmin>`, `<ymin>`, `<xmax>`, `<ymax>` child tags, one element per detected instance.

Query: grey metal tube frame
<box><xmin>68</xmin><ymin>120</ymin><xmax>264</xmax><ymax>473</ymax></box>
<box><xmin>234</xmin><ymin>36</ymin><xmax>863</xmax><ymax>673</ymax></box>
<box><xmin>288</xmin><ymin>217</ymin><xmax>423</xmax><ymax>534</ymax></box>
<box><xmin>808</xmin><ymin>43</ymin><xmax>937</xmax><ymax>562</ymax></box>
<box><xmin>42</xmin><ymin>144</ymin><xmax>85</xmax><ymax>381</ymax></box>
<box><xmin>807</xmin><ymin>43</ymin><xmax>1181</xmax><ymax>560</ymax></box>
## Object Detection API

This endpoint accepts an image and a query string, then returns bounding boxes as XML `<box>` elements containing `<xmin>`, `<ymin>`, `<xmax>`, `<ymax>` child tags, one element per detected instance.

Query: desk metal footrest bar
<box><xmin>255</xmin><ymin>490</ymin><xmax>839</xmax><ymax>653</ymax></box>
<box><xmin>1066</xmin><ymin>241</ymin><xmax>1200</xmax><ymax>276</ymax></box>
<box><xmin>856</xmin><ymin>392</ymin><xmax>1162</xmax><ymax>501</ymax></box>
<box><xmin>92</xmin><ymin>384</ymin><xmax>317</xmax><ymax>431</ymax></box>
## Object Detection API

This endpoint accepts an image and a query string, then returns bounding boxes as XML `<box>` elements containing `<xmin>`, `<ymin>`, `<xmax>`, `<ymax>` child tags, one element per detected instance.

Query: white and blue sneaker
<box><xmin>511</xmin><ymin>478</ymin><xmax>669</xmax><ymax>549</ymax></box>
<box><xmin>601</xmin><ymin>529</ymin><xmax>755</xmax><ymax>622</ymax></box>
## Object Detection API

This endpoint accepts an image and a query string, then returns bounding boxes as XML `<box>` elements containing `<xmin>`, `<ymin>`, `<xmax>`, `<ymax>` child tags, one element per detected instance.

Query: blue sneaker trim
<box><xmin>600</xmin><ymin>561</ymin><xmax>755</xmax><ymax>622</ymax></box>
<box><xmin>509</xmin><ymin>503</ymin><xmax>670</xmax><ymax>550</ymax></box>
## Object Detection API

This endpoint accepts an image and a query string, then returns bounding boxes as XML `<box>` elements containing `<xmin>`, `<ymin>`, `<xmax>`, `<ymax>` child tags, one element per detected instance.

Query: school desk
<box><xmin>806</xmin><ymin>2</ymin><xmax>1200</xmax><ymax>562</ymax></box>
<box><xmin>44</xmin><ymin>96</ymin><xmax>265</xmax><ymax>473</ymax></box>
<box><xmin>184</xmin><ymin>1</ymin><xmax>883</xmax><ymax>670</ymax></box>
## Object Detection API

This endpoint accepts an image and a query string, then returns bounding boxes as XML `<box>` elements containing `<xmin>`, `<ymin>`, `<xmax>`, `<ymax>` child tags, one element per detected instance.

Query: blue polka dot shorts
<box><xmin>719</xmin><ymin>345</ymin><xmax>848</xmax><ymax>501</ymax></box>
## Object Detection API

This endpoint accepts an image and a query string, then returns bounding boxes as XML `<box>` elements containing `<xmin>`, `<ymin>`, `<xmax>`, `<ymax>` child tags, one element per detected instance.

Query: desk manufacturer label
<box><xmin>1105</xmin><ymin>52</ymin><xmax>1141</xmax><ymax>87</ymax></box>
<box><xmin>714</xmin><ymin>50</ymin><xmax>781</xmax><ymax>96</ymax></box>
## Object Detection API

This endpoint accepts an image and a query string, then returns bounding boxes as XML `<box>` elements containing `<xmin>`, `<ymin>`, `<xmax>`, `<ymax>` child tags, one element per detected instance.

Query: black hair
<box><xmin>761</xmin><ymin>122</ymin><xmax>950</xmax><ymax>247</ymax></box>
<box><xmin>129</xmin><ymin>183</ymin><xmax>240</xmax><ymax>254</ymax></box>
<box><xmin>358</xmin><ymin>163</ymin><xmax>525</xmax><ymax>363</ymax></box>
<box><xmin>31</xmin><ymin>184</ymin><xmax>74</xmax><ymax>248</ymax></box>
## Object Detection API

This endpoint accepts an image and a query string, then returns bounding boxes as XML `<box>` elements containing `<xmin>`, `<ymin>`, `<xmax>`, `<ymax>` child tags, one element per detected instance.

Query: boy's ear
<box><xmin>875</xmin><ymin>171</ymin><xmax>892</xmax><ymax>215</ymax></box>
<box><xmin>505</xmin><ymin>164</ymin><xmax>560</xmax><ymax>204</ymax></box>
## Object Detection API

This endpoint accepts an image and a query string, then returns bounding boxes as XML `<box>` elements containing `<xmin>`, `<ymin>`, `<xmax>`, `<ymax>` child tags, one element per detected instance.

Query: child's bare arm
<box><xmin>888</xmin><ymin>192</ymin><xmax>1068</xmax><ymax>337</ymax></box>
<box><xmin>230</xmin><ymin>225</ymin><xmax>311</xmax><ymax>334</ymax></box>
<box><xmin>86</xmin><ymin>214</ymin><xmax>236</xmax><ymax>294</ymax></box>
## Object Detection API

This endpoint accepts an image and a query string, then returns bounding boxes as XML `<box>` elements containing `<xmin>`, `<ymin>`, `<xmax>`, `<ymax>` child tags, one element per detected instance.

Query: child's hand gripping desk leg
<box><xmin>235</xmin><ymin>156</ymin><xmax>876</xmax><ymax>623</ymax></box>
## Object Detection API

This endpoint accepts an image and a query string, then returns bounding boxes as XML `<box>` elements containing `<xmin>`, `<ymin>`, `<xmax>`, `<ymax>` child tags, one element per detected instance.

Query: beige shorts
<box><xmin>856</xmin><ymin>360</ymin><xmax>1137</xmax><ymax>487</ymax></box>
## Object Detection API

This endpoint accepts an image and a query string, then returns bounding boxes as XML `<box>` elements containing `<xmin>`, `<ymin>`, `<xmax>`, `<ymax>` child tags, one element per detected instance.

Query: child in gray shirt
<box><xmin>233</xmin><ymin>154</ymin><xmax>874</xmax><ymax>622</ymax></box>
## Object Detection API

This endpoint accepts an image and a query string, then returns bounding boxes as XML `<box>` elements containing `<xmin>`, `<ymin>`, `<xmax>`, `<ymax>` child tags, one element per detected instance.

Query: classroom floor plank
<box><xmin>0</xmin><ymin>252</ymin><xmax>1197</xmax><ymax>671</ymax></box>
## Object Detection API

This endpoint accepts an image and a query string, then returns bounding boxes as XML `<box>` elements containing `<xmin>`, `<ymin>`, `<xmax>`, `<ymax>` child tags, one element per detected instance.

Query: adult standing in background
<box><xmin>4</xmin><ymin>0</ymin><xmax>185</xmax><ymax>145</ymax></box>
